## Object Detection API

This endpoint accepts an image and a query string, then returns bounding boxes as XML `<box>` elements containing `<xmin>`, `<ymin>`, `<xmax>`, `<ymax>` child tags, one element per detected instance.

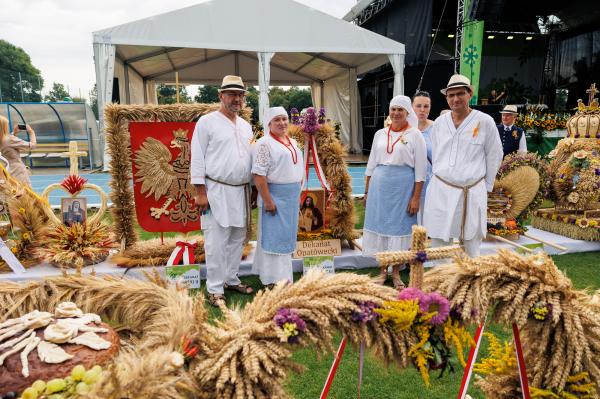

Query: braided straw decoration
<box><xmin>423</xmin><ymin>249</ymin><xmax>600</xmax><ymax>395</ymax></box>
<box><xmin>375</xmin><ymin>226</ymin><xmax>463</xmax><ymax>288</ymax></box>
<box><xmin>1</xmin><ymin>269</ymin><xmax>424</xmax><ymax>398</ymax></box>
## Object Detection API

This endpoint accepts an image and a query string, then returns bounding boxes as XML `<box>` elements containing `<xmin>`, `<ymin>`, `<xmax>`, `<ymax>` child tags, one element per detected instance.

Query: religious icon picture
<box><xmin>61</xmin><ymin>197</ymin><xmax>87</xmax><ymax>227</ymax></box>
<box><xmin>298</xmin><ymin>189</ymin><xmax>325</xmax><ymax>233</ymax></box>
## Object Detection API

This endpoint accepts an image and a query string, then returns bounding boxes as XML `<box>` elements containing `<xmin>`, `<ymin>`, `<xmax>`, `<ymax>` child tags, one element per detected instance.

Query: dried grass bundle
<box><xmin>531</xmin><ymin>214</ymin><xmax>600</xmax><ymax>241</ymax></box>
<box><xmin>423</xmin><ymin>250</ymin><xmax>600</xmax><ymax>395</ymax></box>
<box><xmin>494</xmin><ymin>165</ymin><xmax>540</xmax><ymax>219</ymax></box>
<box><xmin>110</xmin><ymin>235</ymin><xmax>253</xmax><ymax>267</ymax></box>
<box><xmin>193</xmin><ymin>270</ymin><xmax>411</xmax><ymax>398</ymax></box>
<box><xmin>104</xmin><ymin>103</ymin><xmax>252</xmax><ymax>250</ymax></box>
<box><xmin>36</xmin><ymin>221</ymin><xmax>117</xmax><ymax>270</ymax></box>
<box><xmin>288</xmin><ymin>123</ymin><xmax>356</xmax><ymax>244</ymax></box>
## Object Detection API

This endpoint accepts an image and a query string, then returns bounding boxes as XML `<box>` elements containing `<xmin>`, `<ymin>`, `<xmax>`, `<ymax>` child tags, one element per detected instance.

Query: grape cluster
<box><xmin>18</xmin><ymin>364</ymin><xmax>103</xmax><ymax>399</ymax></box>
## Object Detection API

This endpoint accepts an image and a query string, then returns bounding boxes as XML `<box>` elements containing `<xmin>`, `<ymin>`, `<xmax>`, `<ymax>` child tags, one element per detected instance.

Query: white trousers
<box><xmin>430</xmin><ymin>237</ymin><xmax>482</xmax><ymax>258</ymax></box>
<box><xmin>202</xmin><ymin>213</ymin><xmax>246</xmax><ymax>294</ymax></box>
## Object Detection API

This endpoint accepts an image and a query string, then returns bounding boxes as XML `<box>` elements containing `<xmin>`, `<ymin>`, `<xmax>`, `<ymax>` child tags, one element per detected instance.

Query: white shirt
<box><xmin>190</xmin><ymin>111</ymin><xmax>253</xmax><ymax>228</ymax></box>
<box><xmin>365</xmin><ymin>126</ymin><xmax>427</xmax><ymax>182</ymax></box>
<box><xmin>424</xmin><ymin>110</ymin><xmax>503</xmax><ymax>241</ymax></box>
<box><xmin>251</xmin><ymin>134</ymin><xmax>304</xmax><ymax>184</ymax></box>
<box><xmin>503</xmin><ymin>124</ymin><xmax>528</xmax><ymax>153</ymax></box>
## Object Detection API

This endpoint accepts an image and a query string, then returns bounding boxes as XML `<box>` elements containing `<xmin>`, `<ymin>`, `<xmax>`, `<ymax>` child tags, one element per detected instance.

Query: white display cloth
<box><xmin>2</xmin><ymin>228</ymin><xmax>598</xmax><ymax>283</ymax></box>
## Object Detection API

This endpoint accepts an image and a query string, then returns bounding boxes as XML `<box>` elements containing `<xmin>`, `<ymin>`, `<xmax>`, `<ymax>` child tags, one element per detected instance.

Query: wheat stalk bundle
<box><xmin>423</xmin><ymin>250</ymin><xmax>600</xmax><ymax>394</ymax></box>
<box><xmin>494</xmin><ymin>165</ymin><xmax>540</xmax><ymax>219</ymax></box>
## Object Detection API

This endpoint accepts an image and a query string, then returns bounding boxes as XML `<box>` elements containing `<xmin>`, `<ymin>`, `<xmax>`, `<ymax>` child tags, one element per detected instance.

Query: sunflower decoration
<box><xmin>553</xmin><ymin>149</ymin><xmax>600</xmax><ymax>210</ymax></box>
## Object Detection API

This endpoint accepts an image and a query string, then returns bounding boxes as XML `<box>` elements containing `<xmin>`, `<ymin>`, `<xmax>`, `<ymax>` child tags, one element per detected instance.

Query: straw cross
<box><xmin>587</xmin><ymin>83</ymin><xmax>598</xmax><ymax>105</ymax></box>
<box><xmin>374</xmin><ymin>226</ymin><xmax>463</xmax><ymax>289</ymax></box>
<box><xmin>60</xmin><ymin>141</ymin><xmax>87</xmax><ymax>176</ymax></box>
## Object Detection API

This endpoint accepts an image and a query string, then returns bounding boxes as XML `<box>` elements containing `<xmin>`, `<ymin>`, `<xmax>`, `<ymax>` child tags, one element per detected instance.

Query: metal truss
<box><xmin>353</xmin><ymin>0</ymin><xmax>395</xmax><ymax>25</ymax></box>
<box><xmin>454</xmin><ymin>0</ymin><xmax>465</xmax><ymax>73</ymax></box>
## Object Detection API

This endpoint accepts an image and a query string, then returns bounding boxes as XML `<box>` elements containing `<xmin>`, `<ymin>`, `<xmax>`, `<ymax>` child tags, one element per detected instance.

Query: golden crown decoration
<box><xmin>567</xmin><ymin>83</ymin><xmax>600</xmax><ymax>138</ymax></box>
<box><xmin>172</xmin><ymin>128</ymin><xmax>189</xmax><ymax>139</ymax></box>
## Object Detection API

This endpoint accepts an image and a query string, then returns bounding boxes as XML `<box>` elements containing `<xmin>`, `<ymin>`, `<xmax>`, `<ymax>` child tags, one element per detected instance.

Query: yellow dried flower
<box><xmin>375</xmin><ymin>300</ymin><xmax>419</xmax><ymax>331</ymax></box>
<box><xmin>21</xmin><ymin>232</ymin><xmax>30</xmax><ymax>240</ymax></box>
<box><xmin>18</xmin><ymin>207</ymin><xmax>26</xmax><ymax>214</ymax></box>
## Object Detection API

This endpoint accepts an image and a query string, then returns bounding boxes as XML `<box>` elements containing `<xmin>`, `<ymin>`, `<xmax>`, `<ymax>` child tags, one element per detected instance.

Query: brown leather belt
<box><xmin>434</xmin><ymin>174</ymin><xmax>485</xmax><ymax>246</ymax></box>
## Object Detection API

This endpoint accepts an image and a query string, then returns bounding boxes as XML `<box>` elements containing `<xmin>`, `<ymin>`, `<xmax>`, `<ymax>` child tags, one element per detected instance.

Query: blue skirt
<box><xmin>260</xmin><ymin>182</ymin><xmax>301</xmax><ymax>254</ymax></box>
<box><xmin>364</xmin><ymin>165</ymin><xmax>416</xmax><ymax>236</ymax></box>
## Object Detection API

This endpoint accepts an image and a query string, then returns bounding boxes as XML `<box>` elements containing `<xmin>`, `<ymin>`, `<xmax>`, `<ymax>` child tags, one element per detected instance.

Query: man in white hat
<box><xmin>423</xmin><ymin>74</ymin><xmax>503</xmax><ymax>257</ymax></box>
<box><xmin>497</xmin><ymin>104</ymin><xmax>527</xmax><ymax>158</ymax></box>
<box><xmin>190</xmin><ymin>75</ymin><xmax>255</xmax><ymax>306</ymax></box>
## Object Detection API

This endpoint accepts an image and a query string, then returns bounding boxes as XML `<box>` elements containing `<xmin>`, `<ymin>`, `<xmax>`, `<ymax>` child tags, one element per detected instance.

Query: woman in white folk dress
<box><xmin>363</xmin><ymin>95</ymin><xmax>427</xmax><ymax>288</ymax></box>
<box><xmin>251</xmin><ymin>107</ymin><xmax>304</xmax><ymax>288</ymax></box>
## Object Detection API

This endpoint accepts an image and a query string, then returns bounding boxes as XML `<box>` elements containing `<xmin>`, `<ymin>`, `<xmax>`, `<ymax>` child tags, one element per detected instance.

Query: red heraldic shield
<box><xmin>130</xmin><ymin>122</ymin><xmax>200</xmax><ymax>233</ymax></box>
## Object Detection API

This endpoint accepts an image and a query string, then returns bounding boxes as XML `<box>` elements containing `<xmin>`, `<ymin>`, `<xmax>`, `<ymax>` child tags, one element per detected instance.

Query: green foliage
<box><xmin>269</xmin><ymin>86</ymin><xmax>312</xmax><ymax>112</ymax></box>
<box><xmin>44</xmin><ymin>82</ymin><xmax>71</xmax><ymax>102</ymax></box>
<box><xmin>0</xmin><ymin>39</ymin><xmax>43</xmax><ymax>102</ymax></box>
<box><xmin>482</xmin><ymin>77</ymin><xmax>534</xmax><ymax>104</ymax></box>
<box><xmin>194</xmin><ymin>85</ymin><xmax>219</xmax><ymax>104</ymax></box>
<box><xmin>156</xmin><ymin>84</ymin><xmax>192</xmax><ymax>104</ymax></box>
<box><xmin>246</xmin><ymin>87</ymin><xmax>259</xmax><ymax>121</ymax></box>
<box><xmin>89</xmin><ymin>84</ymin><xmax>98</xmax><ymax>119</ymax></box>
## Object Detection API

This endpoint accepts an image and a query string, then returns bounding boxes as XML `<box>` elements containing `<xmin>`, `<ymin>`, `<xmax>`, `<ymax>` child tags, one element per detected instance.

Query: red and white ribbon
<box><xmin>457</xmin><ymin>317</ymin><xmax>487</xmax><ymax>399</ymax></box>
<box><xmin>167</xmin><ymin>241</ymin><xmax>197</xmax><ymax>266</ymax></box>
<box><xmin>303</xmin><ymin>134</ymin><xmax>333</xmax><ymax>200</ymax></box>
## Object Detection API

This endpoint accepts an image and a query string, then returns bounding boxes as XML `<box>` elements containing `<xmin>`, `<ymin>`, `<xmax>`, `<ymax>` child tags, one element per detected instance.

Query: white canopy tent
<box><xmin>92</xmin><ymin>0</ymin><xmax>405</xmax><ymax>154</ymax></box>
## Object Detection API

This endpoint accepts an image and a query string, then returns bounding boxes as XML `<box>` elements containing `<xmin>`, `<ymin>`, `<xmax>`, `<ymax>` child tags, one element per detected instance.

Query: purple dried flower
<box><xmin>274</xmin><ymin>308</ymin><xmax>306</xmax><ymax>343</ymax></box>
<box><xmin>424</xmin><ymin>292</ymin><xmax>450</xmax><ymax>325</ymax></box>
<box><xmin>414</xmin><ymin>251</ymin><xmax>428</xmax><ymax>263</ymax></box>
<box><xmin>398</xmin><ymin>287</ymin><xmax>428</xmax><ymax>312</ymax></box>
<box><xmin>351</xmin><ymin>301</ymin><xmax>378</xmax><ymax>323</ymax></box>
<box><xmin>290</xmin><ymin>108</ymin><xmax>300</xmax><ymax>125</ymax></box>
<box><xmin>302</xmin><ymin>107</ymin><xmax>319</xmax><ymax>133</ymax></box>
<box><xmin>318</xmin><ymin>107</ymin><xmax>326</xmax><ymax>124</ymax></box>
<box><xmin>595</xmin><ymin>169</ymin><xmax>600</xmax><ymax>176</ymax></box>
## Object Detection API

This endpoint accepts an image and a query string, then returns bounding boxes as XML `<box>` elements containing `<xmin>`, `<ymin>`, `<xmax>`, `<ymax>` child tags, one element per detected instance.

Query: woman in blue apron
<box><xmin>363</xmin><ymin>95</ymin><xmax>427</xmax><ymax>288</ymax></box>
<box><xmin>251</xmin><ymin>107</ymin><xmax>304</xmax><ymax>288</ymax></box>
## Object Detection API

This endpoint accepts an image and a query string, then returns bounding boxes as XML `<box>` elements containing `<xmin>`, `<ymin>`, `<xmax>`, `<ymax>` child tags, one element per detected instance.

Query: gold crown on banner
<box><xmin>172</xmin><ymin>128</ymin><xmax>189</xmax><ymax>139</ymax></box>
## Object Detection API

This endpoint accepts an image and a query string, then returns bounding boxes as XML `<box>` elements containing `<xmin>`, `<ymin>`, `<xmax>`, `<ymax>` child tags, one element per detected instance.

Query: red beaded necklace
<box><xmin>386</xmin><ymin>123</ymin><xmax>409</xmax><ymax>154</ymax></box>
<box><xmin>270</xmin><ymin>132</ymin><xmax>298</xmax><ymax>164</ymax></box>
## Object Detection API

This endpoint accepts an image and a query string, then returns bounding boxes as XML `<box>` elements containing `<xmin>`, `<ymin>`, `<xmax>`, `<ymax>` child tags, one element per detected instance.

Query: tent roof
<box><xmin>92</xmin><ymin>0</ymin><xmax>405</xmax><ymax>84</ymax></box>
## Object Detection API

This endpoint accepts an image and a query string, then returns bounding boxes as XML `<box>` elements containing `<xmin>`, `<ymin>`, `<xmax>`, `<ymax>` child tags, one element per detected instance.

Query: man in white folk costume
<box><xmin>191</xmin><ymin>75</ymin><xmax>255</xmax><ymax>307</ymax></box>
<box><xmin>251</xmin><ymin>107</ymin><xmax>304</xmax><ymax>288</ymax></box>
<box><xmin>363</xmin><ymin>95</ymin><xmax>428</xmax><ymax>287</ymax></box>
<box><xmin>423</xmin><ymin>74</ymin><xmax>503</xmax><ymax>257</ymax></box>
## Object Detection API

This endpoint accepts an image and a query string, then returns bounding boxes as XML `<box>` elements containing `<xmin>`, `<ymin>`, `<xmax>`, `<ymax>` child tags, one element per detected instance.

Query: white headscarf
<box><xmin>389</xmin><ymin>95</ymin><xmax>418</xmax><ymax>129</ymax></box>
<box><xmin>264</xmin><ymin>106</ymin><xmax>288</xmax><ymax>135</ymax></box>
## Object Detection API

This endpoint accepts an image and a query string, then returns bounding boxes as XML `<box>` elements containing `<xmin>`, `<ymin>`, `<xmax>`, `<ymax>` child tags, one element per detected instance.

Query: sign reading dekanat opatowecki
<box><xmin>293</xmin><ymin>239</ymin><xmax>341</xmax><ymax>259</ymax></box>
<box><xmin>129</xmin><ymin>122</ymin><xmax>200</xmax><ymax>233</ymax></box>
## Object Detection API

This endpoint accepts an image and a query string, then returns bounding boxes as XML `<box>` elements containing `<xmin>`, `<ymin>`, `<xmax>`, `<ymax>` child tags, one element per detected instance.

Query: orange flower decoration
<box><xmin>472</xmin><ymin>122</ymin><xmax>480</xmax><ymax>138</ymax></box>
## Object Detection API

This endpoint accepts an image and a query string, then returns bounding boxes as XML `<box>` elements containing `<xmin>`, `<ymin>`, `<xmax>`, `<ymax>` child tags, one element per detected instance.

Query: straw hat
<box><xmin>500</xmin><ymin>105</ymin><xmax>518</xmax><ymax>114</ymax></box>
<box><xmin>440</xmin><ymin>74</ymin><xmax>472</xmax><ymax>95</ymax></box>
<box><xmin>218</xmin><ymin>75</ymin><xmax>247</xmax><ymax>92</ymax></box>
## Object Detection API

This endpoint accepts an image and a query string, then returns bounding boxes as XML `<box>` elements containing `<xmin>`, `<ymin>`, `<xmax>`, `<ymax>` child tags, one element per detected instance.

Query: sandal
<box><xmin>224</xmin><ymin>283</ymin><xmax>254</xmax><ymax>295</ymax></box>
<box><xmin>207</xmin><ymin>293</ymin><xmax>225</xmax><ymax>307</ymax></box>
<box><xmin>391</xmin><ymin>265</ymin><xmax>405</xmax><ymax>290</ymax></box>
<box><xmin>372</xmin><ymin>268</ymin><xmax>387</xmax><ymax>285</ymax></box>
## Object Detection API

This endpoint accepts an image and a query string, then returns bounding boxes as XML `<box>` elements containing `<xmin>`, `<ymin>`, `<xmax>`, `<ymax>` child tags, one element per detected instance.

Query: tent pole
<box><xmin>176</xmin><ymin>71</ymin><xmax>180</xmax><ymax>103</ymax></box>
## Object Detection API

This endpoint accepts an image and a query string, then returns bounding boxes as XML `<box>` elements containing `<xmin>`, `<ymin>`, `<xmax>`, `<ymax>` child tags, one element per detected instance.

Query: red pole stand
<box><xmin>457</xmin><ymin>320</ymin><xmax>487</xmax><ymax>399</ymax></box>
<box><xmin>320</xmin><ymin>336</ymin><xmax>348</xmax><ymax>399</ymax></box>
<box><xmin>512</xmin><ymin>323</ymin><xmax>531</xmax><ymax>399</ymax></box>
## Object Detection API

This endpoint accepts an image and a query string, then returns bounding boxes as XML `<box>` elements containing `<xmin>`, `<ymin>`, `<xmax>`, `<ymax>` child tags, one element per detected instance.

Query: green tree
<box><xmin>194</xmin><ymin>85</ymin><xmax>219</xmax><ymax>103</ymax></box>
<box><xmin>287</xmin><ymin>86</ymin><xmax>312</xmax><ymax>111</ymax></box>
<box><xmin>156</xmin><ymin>84</ymin><xmax>192</xmax><ymax>104</ymax></box>
<box><xmin>89</xmin><ymin>84</ymin><xmax>98</xmax><ymax>119</ymax></box>
<box><xmin>268</xmin><ymin>86</ymin><xmax>289</xmax><ymax>109</ymax></box>
<box><xmin>44</xmin><ymin>82</ymin><xmax>70</xmax><ymax>102</ymax></box>
<box><xmin>0</xmin><ymin>39</ymin><xmax>43</xmax><ymax>102</ymax></box>
<box><xmin>245</xmin><ymin>86</ymin><xmax>259</xmax><ymax>122</ymax></box>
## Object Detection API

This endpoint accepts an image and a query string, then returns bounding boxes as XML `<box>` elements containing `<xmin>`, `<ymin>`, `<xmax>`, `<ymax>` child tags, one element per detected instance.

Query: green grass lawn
<box><xmin>110</xmin><ymin>199</ymin><xmax>598</xmax><ymax>398</ymax></box>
